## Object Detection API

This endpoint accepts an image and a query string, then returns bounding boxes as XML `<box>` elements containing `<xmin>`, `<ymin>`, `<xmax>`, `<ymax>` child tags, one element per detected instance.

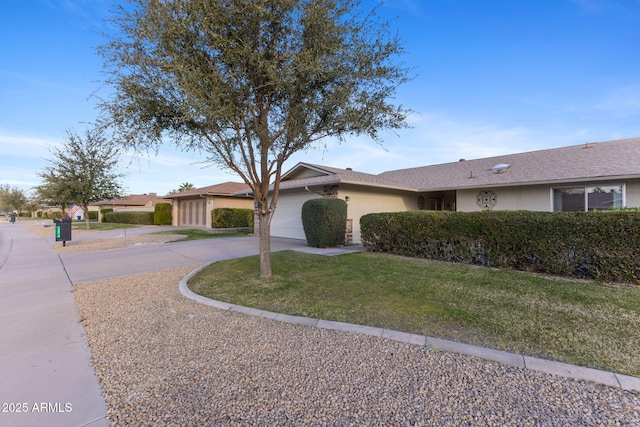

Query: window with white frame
<box><xmin>553</xmin><ymin>184</ymin><xmax>624</xmax><ymax>212</ymax></box>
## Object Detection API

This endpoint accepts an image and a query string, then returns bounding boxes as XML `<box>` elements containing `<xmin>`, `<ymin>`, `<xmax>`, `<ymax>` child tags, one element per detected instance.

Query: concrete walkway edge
<box><xmin>178</xmin><ymin>263</ymin><xmax>640</xmax><ymax>393</ymax></box>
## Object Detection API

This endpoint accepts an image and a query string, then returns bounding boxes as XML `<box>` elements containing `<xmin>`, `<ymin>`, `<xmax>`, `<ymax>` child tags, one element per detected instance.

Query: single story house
<box><xmin>92</xmin><ymin>193</ymin><xmax>172</xmax><ymax>221</ymax></box>
<box><xmin>166</xmin><ymin>182</ymin><xmax>253</xmax><ymax>228</ymax></box>
<box><xmin>268</xmin><ymin>137</ymin><xmax>640</xmax><ymax>244</ymax></box>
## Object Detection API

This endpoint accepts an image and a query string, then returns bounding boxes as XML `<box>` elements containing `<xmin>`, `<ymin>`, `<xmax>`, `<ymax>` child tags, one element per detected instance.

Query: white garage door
<box><xmin>270</xmin><ymin>193</ymin><xmax>320</xmax><ymax>239</ymax></box>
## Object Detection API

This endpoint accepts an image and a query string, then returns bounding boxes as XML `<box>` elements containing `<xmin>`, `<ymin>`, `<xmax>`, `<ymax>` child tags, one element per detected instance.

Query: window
<box><xmin>553</xmin><ymin>185</ymin><xmax>623</xmax><ymax>212</ymax></box>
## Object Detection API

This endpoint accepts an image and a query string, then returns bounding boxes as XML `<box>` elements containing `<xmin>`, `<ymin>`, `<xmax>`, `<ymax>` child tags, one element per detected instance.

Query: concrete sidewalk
<box><xmin>0</xmin><ymin>223</ymin><xmax>108</xmax><ymax>427</ymax></box>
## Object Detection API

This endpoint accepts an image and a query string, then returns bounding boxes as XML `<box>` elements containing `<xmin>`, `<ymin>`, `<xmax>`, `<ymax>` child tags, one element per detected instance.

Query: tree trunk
<box><xmin>258</xmin><ymin>209</ymin><xmax>272</xmax><ymax>278</ymax></box>
<box><xmin>83</xmin><ymin>204</ymin><xmax>91</xmax><ymax>230</ymax></box>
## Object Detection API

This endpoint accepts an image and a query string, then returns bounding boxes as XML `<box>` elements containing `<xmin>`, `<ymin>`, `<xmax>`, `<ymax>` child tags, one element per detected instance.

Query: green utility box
<box><xmin>53</xmin><ymin>217</ymin><xmax>72</xmax><ymax>246</ymax></box>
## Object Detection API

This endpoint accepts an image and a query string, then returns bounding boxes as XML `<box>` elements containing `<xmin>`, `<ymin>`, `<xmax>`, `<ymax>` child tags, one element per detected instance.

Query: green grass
<box><xmin>155</xmin><ymin>229</ymin><xmax>251</xmax><ymax>242</ymax></box>
<box><xmin>71</xmin><ymin>221</ymin><xmax>138</xmax><ymax>230</ymax></box>
<box><xmin>188</xmin><ymin>251</ymin><xmax>640</xmax><ymax>376</ymax></box>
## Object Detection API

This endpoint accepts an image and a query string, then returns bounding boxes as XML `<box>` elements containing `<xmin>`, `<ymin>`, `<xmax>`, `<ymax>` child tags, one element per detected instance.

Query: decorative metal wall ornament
<box><xmin>476</xmin><ymin>190</ymin><xmax>497</xmax><ymax>209</ymax></box>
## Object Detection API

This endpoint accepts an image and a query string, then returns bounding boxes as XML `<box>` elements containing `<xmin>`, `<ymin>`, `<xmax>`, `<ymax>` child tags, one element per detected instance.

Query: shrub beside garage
<box><xmin>100</xmin><ymin>208</ymin><xmax>113</xmax><ymax>222</ymax></box>
<box><xmin>360</xmin><ymin>210</ymin><xmax>640</xmax><ymax>284</ymax></box>
<box><xmin>104</xmin><ymin>211</ymin><xmax>155</xmax><ymax>225</ymax></box>
<box><xmin>302</xmin><ymin>198</ymin><xmax>348</xmax><ymax>248</ymax></box>
<box><xmin>211</xmin><ymin>208</ymin><xmax>253</xmax><ymax>229</ymax></box>
<box><xmin>154</xmin><ymin>203</ymin><xmax>172</xmax><ymax>225</ymax></box>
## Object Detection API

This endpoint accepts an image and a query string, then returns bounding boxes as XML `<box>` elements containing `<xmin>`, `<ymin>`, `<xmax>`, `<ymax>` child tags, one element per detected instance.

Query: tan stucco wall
<box><xmin>212</xmin><ymin>197</ymin><xmax>253</xmax><ymax>210</ymax></box>
<box><xmin>457</xmin><ymin>179</ymin><xmax>640</xmax><ymax>212</ymax></box>
<box><xmin>457</xmin><ymin>185</ymin><xmax>552</xmax><ymax>212</ymax></box>
<box><xmin>338</xmin><ymin>185</ymin><xmax>416</xmax><ymax>243</ymax></box>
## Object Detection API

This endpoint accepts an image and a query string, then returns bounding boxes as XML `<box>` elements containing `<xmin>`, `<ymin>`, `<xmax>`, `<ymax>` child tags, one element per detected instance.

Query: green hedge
<box><xmin>43</xmin><ymin>211</ymin><xmax>64</xmax><ymax>219</ymax></box>
<box><xmin>211</xmin><ymin>208</ymin><xmax>253</xmax><ymax>228</ymax></box>
<box><xmin>301</xmin><ymin>198</ymin><xmax>348</xmax><ymax>248</ymax></box>
<box><xmin>88</xmin><ymin>210</ymin><xmax>98</xmax><ymax>221</ymax></box>
<box><xmin>247</xmin><ymin>210</ymin><xmax>255</xmax><ymax>234</ymax></box>
<box><xmin>100</xmin><ymin>208</ymin><xmax>113</xmax><ymax>222</ymax></box>
<box><xmin>360</xmin><ymin>210</ymin><xmax>640</xmax><ymax>283</ymax></box>
<box><xmin>104</xmin><ymin>211</ymin><xmax>154</xmax><ymax>224</ymax></box>
<box><xmin>154</xmin><ymin>203</ymin><xmax>172</xmax><ymax>225</ymax></box>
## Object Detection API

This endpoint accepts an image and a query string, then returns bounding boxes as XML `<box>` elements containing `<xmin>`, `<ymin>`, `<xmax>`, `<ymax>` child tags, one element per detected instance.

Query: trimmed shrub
<box><xmin>248</xmin><ymin>210</ymin><xmax>255</xmax><ymax>234</ymax></box>
<box><xmin>100</xmin><ymin>208</ymin><xmax>113</xmax><ymax>222</ymax></box>
<box><xmin>104</xmin><ymin>211</ymin><xmax>154</xmax><ymax>224</ymax></box>
<box><xmin>43</xmin><ymin>211</ymin><xmax>64</xmax><ymax>219</ymax></box>
<box><xmin>88</xmin><ymin>210</ymin><xmax>98</xmax><ymax>221</ymax></box>
<box><xmin>154</xmin><ymin>203</ymin><xmax>172</xmax><ymax>225</ymax></box>
<box><xmin>360</xmin><ymin>210</ymin><xmax>640</xmax><ymax>283</ymax></box>
<box><xmin>211</xmin><ymin>208</ymin><xmax>253</xmax><ymax>228</ymax></box>
<box><xmin>301</xmin><ymin>198</ymin><xmax>348</xmax><ymax>248</ymax></box>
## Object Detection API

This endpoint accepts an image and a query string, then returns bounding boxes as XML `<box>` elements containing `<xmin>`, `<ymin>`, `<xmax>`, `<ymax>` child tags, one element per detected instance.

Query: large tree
<box><xmin>34</xmin><ymin>128</ymin><xmax>125</xmax><ymax>229</ymax></box>
<box><xmin>99</xmin><ymin>0</ymin><xmax>412</xmax><ymax>277</ymax></box>
<box><xmin>0</xmin><ymin>185</ymin><xmax>28</xmax><ymax>215</ymax></box>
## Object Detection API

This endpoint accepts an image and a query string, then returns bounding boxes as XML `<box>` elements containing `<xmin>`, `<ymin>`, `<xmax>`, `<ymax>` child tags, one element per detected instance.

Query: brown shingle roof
<box><xmin>378</xmin><ymin>137</ymin><xmax>640</xmax><ymax>191</ymax></box>
<box><xmin>166</xmin><ymin>182</ymin><xmax>251</xmax><ymax>199</ymax></box>
<box><xmin>93</xmin><ymin>194</ymin><xmax>171</xmax><ymax>206</ymax></box>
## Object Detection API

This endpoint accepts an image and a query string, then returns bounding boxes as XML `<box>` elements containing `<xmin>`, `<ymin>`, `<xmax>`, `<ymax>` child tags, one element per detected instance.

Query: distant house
<box><xmin>166</xmin><ymin>182</ymin><xmax>253</xmax><ymax>228</ymax></box>
<box><xmin>92</xmin><ymin>193</ymin><xmax>171</xmax><ymax>222</ymax></box>
<box><xmin>268</xmin><ymin>137</ymin><xmax>640</xmax><ymax>244</ymax></box>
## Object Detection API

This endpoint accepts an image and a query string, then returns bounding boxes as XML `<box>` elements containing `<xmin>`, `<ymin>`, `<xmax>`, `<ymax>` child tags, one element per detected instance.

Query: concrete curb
<box><xmin>178</xmin><ymin>264</ymin><xmax>640</xmax><ymax>393</ymax></box>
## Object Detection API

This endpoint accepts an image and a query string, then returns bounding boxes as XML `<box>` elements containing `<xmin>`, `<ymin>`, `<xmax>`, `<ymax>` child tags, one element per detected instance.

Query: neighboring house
<box><xmin>166</xmin><ymin>182</ymin><xmax>252</xmax><ymax>228</ymax></box>
<box><xmin>269</xmin><ymin>137</ymin><xmax>640</xmax><ymax>244</ymax></box>
<box><xmin>93</xmin><ymin>193</ymin><xmax>171</xmax><ymax>222</ymax></box>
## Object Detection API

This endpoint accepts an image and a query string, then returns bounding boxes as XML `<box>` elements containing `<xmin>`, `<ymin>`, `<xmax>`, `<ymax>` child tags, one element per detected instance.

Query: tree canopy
<box><xmin>99</xmin><ymin>0</ymin><xmax>413</xmax><ymax>276</ymax></box>
<box><xmin>34</xmin><ymin>128</ymin><xmax>126</xmax><ymax>229</ymax></box>
<box><xmin>0</xmin><ymin>185</ymin><xmax>28</xmax><ymax>215</ymax></box>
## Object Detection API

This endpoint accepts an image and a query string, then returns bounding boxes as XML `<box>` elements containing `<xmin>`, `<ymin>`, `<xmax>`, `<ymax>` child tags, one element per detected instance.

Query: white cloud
<box><xmin>0</xmin><ymin>133</ymin><xmax>59</xmax><ymax>158</ymax></box>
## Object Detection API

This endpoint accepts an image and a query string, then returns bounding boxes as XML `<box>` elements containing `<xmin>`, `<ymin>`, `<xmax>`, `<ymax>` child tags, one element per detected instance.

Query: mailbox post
<box><xmin>53</xmin><ymin>217</ymin><xmax>72</xmax><ymax>246</ymax></box>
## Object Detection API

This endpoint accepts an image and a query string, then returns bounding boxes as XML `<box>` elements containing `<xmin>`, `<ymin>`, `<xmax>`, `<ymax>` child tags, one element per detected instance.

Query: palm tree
<box><xmin>178</xmin><ymin>182</ymin><xmax>195</xmax><ymax>192</ymax></box>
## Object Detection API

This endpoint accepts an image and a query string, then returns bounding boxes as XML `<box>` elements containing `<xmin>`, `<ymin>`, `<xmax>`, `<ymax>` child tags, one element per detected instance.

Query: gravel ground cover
<box><xmin>50</xmin><ymin>233</ymin><xmax>184</xmax><ymax>253</ymax></box>
<box><xmin>21</xmin><ymin>222</ymin><xmax>184</xmax><ymax>253</ymax></box>
<box><xmin>74</xmin><ymin>267</ymin><xmax>640</xmax><ymax>426</ymax></box>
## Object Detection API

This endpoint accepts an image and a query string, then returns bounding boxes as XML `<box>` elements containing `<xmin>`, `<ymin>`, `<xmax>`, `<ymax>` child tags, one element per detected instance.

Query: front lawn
<box><xmin>156</xmin><ymin>229</ymin><xmax>251</xmax><ymax>241</ymax></box>
<box><xmin>188</xmin><ymin>251</ymin><xmax>640</xmax><ymax>377</ymax></box>
<box><xmin>71</xmin><ymin>221</ymin><xmax>138</xmax><ymax>230</ymax></box>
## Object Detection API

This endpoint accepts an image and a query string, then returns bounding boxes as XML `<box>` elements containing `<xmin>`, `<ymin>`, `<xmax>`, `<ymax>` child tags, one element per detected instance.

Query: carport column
<box><xmin>206</xmin><ymin>198</ymin><xmax>213</xmax><ymax>228</ymax></box>
<box><xmin>172</xmin><ymin>201</ymin><xmax>179</xmax><ymax>226</ymax></box>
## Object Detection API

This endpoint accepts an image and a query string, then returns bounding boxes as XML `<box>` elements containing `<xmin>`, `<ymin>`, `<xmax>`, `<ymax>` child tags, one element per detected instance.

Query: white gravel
<box><xmin>74</xmin><ymin>266</ymin><xmax>640</xmax><ymax>426</ymax></box>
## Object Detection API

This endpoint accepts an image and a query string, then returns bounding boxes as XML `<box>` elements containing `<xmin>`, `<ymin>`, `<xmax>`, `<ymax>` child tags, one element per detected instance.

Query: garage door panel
<box><xmin>271</xmin><ymin>193</ymin><xmax>319</xmax><ymax>239</ymax></box>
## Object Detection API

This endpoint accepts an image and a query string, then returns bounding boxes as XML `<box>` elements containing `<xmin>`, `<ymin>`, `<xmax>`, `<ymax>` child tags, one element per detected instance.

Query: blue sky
<box><xmin>2</xmin><ymin>0</ymin><xmax>639</xmax><ymax>196</ymax></box>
